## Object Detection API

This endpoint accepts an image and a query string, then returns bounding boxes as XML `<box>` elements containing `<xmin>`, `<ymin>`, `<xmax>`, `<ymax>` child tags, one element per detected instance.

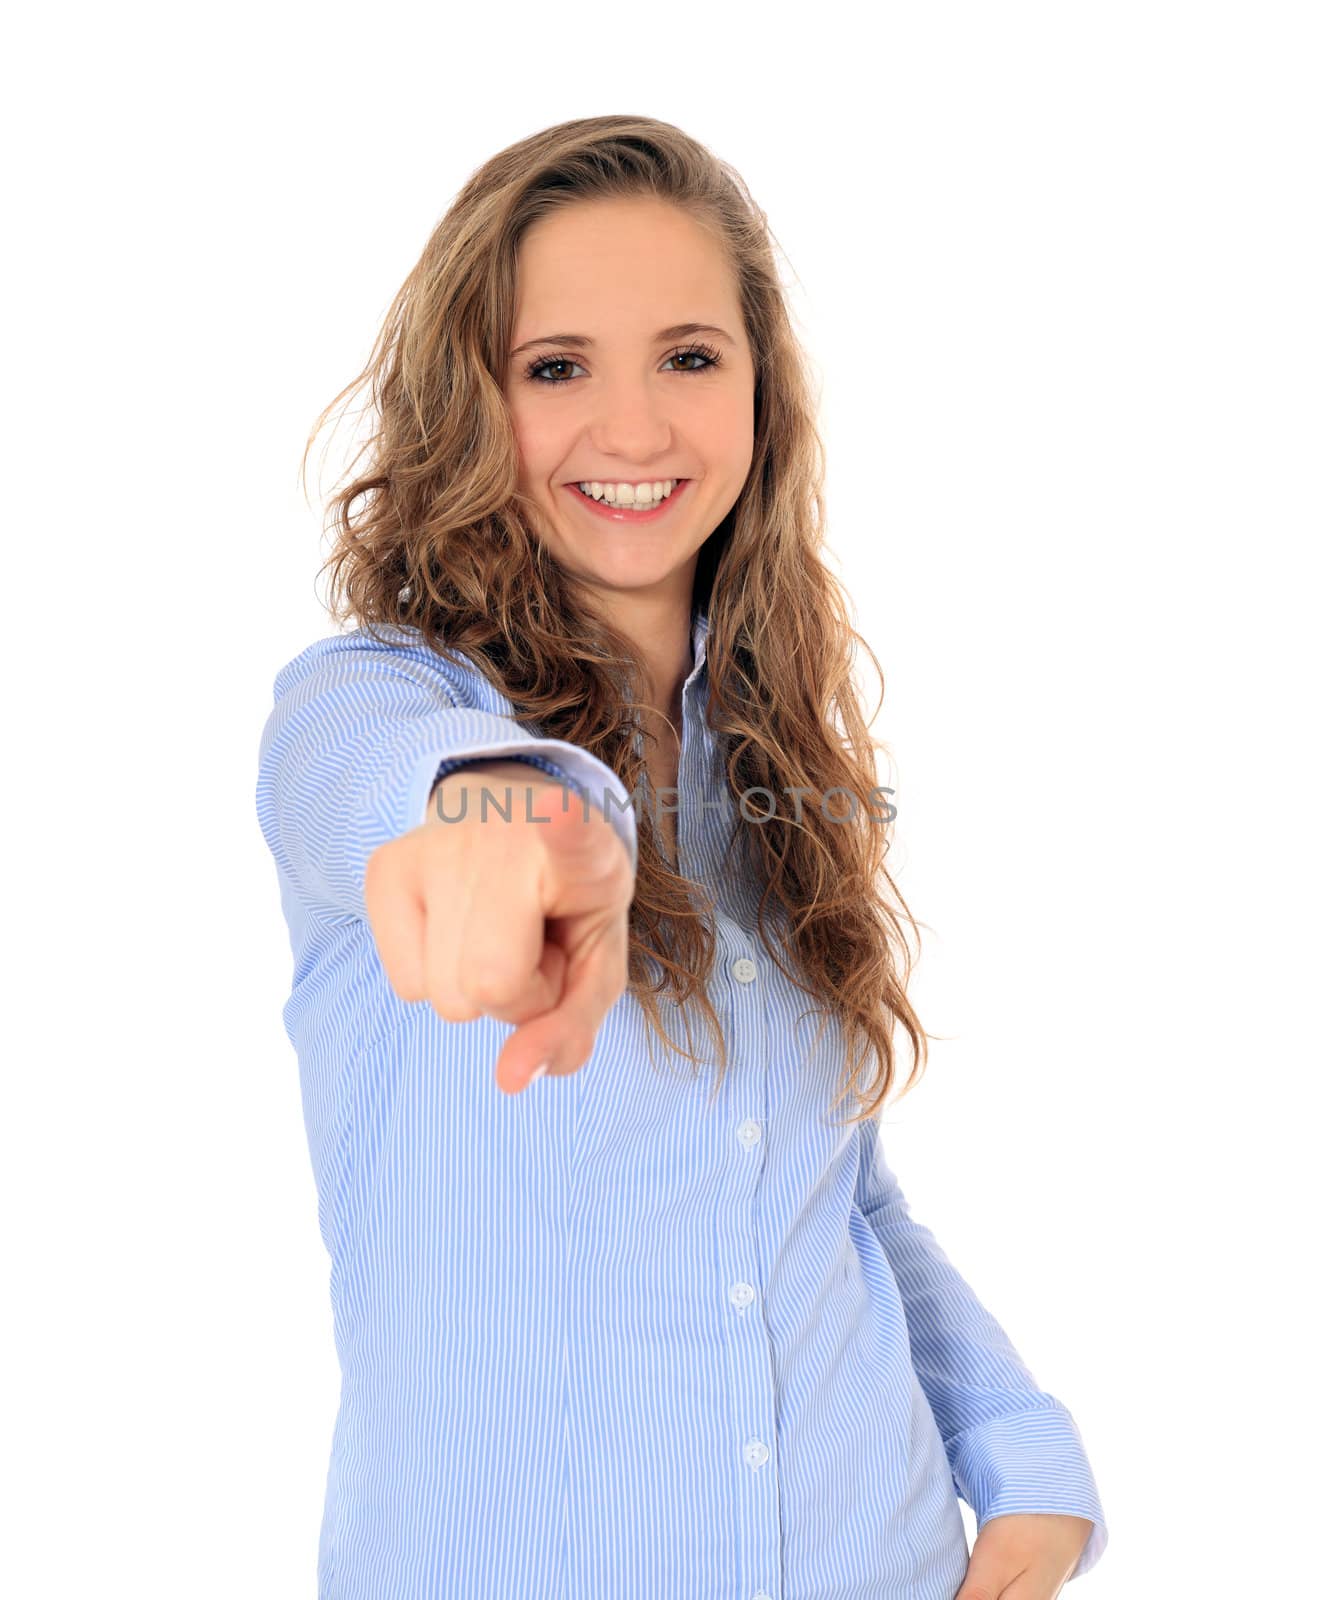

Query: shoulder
<box><xmin>270</xmin><ymin>623</ymin><xmax>489</xmax><ymax>710</ymax></box>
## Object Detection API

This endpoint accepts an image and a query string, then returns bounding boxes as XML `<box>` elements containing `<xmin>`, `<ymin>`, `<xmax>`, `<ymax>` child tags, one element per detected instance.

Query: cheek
<box><xmin>694</xmin><ymin>395</ymin><xmax>754</xmax><ymax>466</ymax></box>
<box><xmin>507</xmin><ymin>402</ymin><xmax>564</xmax><ymax>483</ymax></box>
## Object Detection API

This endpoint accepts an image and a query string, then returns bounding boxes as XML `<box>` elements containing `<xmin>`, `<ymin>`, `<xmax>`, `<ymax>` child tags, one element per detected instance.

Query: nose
<box><xmin>586</xmin><ymin>378</ymin><xmax>675</xmax><ymax>461</ymax></box>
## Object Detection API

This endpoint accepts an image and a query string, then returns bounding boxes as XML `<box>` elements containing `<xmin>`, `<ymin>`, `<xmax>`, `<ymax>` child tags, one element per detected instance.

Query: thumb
<box><xmin>537</xmin><ymin>796</ymin><xmax>633</xmax><ymax>917</ymax></box>
<box><xmin>499</xmin><ymin>908</ymin><xmax>628</xmax><ymax>1090</ymax></box>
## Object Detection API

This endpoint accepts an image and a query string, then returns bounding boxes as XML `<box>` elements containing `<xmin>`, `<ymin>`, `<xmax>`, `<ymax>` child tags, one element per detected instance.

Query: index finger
<box><xmin>499</xmin><ymin>908</ymin><xmax>630</xmax><ymax>1084</ymax></box>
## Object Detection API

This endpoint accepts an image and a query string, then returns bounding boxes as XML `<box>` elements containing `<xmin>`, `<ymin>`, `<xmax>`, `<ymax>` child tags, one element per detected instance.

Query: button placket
<box><xmin>698</xmin><ymin>735</ymin><xmax>779</xmax><ymax>1599</ymax></box>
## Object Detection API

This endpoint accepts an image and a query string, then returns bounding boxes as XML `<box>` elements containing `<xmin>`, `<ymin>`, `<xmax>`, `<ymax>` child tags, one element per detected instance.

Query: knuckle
<box><xmin>464</xmin><ymin>971</ymin><xmax>519</xmax><ymax>1011</ymax></box>
<box><xmin>428</xmin><ymin>986</ymin><xmax>478</xmax><ymax>1024</ymax></box>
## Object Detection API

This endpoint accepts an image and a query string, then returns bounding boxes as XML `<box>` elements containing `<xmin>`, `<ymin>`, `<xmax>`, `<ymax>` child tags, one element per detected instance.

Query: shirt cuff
<box><xmin>948</xmin><ymin>1405</ymin><xmax>1109</xmax><ymax>1582</ymax></box>
<box><xmin>398</xmin><ymin>714</ymin><xmax>638</xmax><ymax>876</ymax></box>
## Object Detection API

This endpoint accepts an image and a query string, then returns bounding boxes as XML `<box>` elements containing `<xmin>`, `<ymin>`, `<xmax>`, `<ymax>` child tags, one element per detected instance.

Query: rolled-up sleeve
<box><xmin>856</xmin><ymin>1118</ymin><xmax>1108</xmax><ymax>1582</ymax></box>
<box><xmin>256</xmin><ymin>631</ymin><xmax>638</xmax><ymax>922</ymax></box>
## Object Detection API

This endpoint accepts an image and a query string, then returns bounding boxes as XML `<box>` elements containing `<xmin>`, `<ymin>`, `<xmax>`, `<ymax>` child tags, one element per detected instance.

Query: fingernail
<box><xmin>528</xmin><ymin>1060</ymin><xmax>550</xmax><ymax>1085</ymax></box>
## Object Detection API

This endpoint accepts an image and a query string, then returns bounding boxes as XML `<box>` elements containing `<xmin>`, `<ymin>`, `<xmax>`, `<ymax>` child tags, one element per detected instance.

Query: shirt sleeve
<box><xmin>855</xmin><ymin>1118</ymin><xmax>1109</xmax><ymax>1583</ymax></box>
<box><xmin>255</xmin><ymin>631</ymin><xmax>639</xmax><ymax>922</ymax></box>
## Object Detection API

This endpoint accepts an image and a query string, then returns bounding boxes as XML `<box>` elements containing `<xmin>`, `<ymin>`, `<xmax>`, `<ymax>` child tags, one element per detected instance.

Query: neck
<box><xmin>588</xmin><ymin>591</ymin><xmax>695</xmax><ymax>728</ymax></box>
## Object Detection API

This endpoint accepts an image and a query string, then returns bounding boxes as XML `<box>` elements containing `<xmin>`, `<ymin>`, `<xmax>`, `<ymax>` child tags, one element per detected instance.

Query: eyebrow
<box><xmin>509</xmin><ymin>323</ymin><xmax>735</xmax><ymax>359</ymax></box>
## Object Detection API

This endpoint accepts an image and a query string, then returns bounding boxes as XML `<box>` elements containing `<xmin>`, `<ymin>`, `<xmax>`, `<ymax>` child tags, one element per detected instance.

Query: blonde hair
<box><xmin>303</xmin><ymin>114</ymin><xmax>929</xmax><ymax>1126</ymax></box>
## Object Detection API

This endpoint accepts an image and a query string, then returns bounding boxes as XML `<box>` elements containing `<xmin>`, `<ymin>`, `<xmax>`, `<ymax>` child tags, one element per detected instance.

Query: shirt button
<box><xmin>743</xmin><ymin>1438</ymin><xmax>770</xmax><ymax>1469</ymax></box>
<box><xmin>752</xmin><ymin>1593</ymin><xmax>773</xmax><ymax>1600</ymax></box>
<box><xmin>729</xmin><ymin>1281</ymin><xmax>756</xmax><ymax>1309</ymax></box>
<box><xmin>736</xmin><ymin>1118</ymin><xmax>762</xmax><ymax>1148</ymax></box>
<box><xmin>731</xmin><ymin>957</ymin><xmax>757</xmax><ymax>983</ymax></box>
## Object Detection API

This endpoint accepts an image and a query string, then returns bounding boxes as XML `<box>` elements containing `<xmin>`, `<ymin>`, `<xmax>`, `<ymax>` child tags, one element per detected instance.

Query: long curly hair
<box><xmin>302</xmin><ymin>114</ymin><xmax>931</xmax><ymax>1127</ymax></box>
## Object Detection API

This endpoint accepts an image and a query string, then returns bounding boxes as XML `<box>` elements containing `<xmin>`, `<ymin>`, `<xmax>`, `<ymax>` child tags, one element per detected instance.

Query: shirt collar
<box><xmin>625</xmin><ymin>608</ymin><xmax>708</xmax><ymax>730</ymax></box>
<box><xmin>684</xmin><ymin>607</ymin><xmax>710</xmax><ymax>692</ymax></box>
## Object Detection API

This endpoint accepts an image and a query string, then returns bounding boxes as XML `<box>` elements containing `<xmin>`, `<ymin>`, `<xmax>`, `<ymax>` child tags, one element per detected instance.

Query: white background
<box><xmin>4</xmin><ymin>2</ymin><xmax>1320</xmax><ymax>1594</ymax></box>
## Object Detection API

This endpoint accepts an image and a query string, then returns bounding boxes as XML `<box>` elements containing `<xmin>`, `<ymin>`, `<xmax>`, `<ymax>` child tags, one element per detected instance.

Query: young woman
<box><xmin>256</xmin><ymin>115</ymin><xmax>1107</xmax><ymax>1600</ymax></box>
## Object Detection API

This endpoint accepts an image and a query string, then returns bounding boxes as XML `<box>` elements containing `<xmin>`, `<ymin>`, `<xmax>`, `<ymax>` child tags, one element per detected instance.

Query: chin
<box><xmin>553</xmin><ymin>536</ymin><xmax>678</xmax><ymax>577</ymax></box>
<box><xmin>586</xmin><ymin>562</ymin><xmax>687</xmax><ymax>591</ymax></box>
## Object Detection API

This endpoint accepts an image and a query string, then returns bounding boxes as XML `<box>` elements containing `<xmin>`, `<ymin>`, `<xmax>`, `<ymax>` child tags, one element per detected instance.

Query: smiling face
<box><xmin>503</xmin><ymin>195</ymin><xmax>756</xmax><ymax>623</ymax></box>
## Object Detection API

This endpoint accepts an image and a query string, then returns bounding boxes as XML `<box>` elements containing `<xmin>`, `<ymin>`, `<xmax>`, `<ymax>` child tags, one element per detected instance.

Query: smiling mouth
<box><xmin>565</xmin><ymin>478</ymin><xmax>689</xmax><ymax>507</ymax></box>
<box><xmin>561</xmin><ymin>477</ymin><xmax>695</xmax><ymax>521</ymax></box>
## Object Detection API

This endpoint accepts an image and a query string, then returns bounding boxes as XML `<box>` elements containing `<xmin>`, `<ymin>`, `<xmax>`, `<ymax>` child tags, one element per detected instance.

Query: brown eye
<box><xmin>524</xmin><ymin>356</ymin><xmax>584</xmax><ymax>384</ymax></box>
<box><xmin>666</xmin><ymin>344</ymin><xmax>723</xmax><ymax>374</ymax></box>
<box><xmin>523</xmin><ymin>343</ymin><xmax>724</xmax><ymax>386</ymax></box>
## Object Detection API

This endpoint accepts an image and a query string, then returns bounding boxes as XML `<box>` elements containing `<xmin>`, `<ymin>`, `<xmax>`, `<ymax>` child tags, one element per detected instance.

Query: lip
<box><xmin>562</xmin><ymin>478</ymin><xmax>693</xmax><ymax>524</ymax></box>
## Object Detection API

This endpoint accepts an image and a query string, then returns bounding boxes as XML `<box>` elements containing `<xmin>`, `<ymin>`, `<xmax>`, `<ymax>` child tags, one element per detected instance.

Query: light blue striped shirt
<box><xmin>255</xmin><ymin>608</ymin><xmax>1108</xmax><ymax>1599</ymax></box>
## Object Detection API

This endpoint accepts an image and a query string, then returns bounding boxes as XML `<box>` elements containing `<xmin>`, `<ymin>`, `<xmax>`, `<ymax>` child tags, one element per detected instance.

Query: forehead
<box><xmin>512</xmin><ymin>198</ymin><xmax>739</xmax><ymax>333</ymax></box>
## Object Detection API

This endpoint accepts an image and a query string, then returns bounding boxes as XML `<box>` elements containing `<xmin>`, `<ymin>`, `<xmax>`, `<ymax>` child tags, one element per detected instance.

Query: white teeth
<box><xmin>575</xmin><ymin>478</ymin><xmax>678</xmax><ymax>506</ymax></box>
